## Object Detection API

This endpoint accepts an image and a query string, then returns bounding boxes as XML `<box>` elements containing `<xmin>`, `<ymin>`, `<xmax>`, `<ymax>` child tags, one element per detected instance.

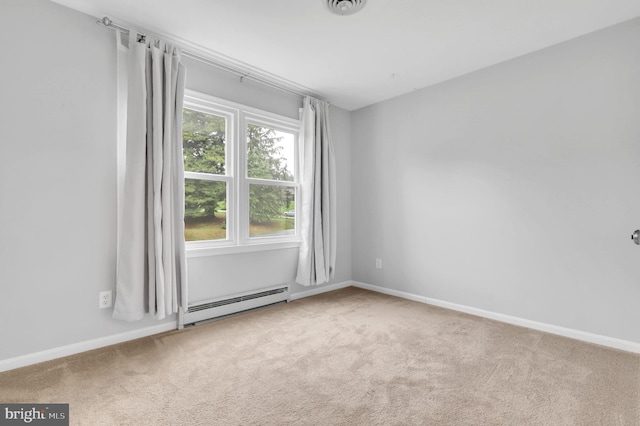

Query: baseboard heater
<box><xmin>178</xmin><ymin>285</ymin><xmax>289</xmax><ymax>329</ymax></box>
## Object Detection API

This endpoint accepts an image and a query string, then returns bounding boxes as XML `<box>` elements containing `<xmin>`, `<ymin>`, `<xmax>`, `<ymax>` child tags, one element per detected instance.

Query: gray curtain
<box><xmin>113</xmin><ymin>31</ymin><xmax>187</xmax><ymax>321</ymax></box>
<box><xmin>295</xmin><ymin>96</ymin><xmax>337</xmax><ymax>286</ymax></box>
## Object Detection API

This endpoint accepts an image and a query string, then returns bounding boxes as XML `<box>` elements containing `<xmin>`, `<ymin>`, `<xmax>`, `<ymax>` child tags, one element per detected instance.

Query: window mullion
<box><xmin>237</xmin><ymin>112</ymin><xmax>249</xmax><ymax>245</ymax></box>
<box><xmin>245</xmin><ymin>178</ymin><xmax>299</xmax><ymax>188</ymax></box>
<box><xmin>184</xmin><ymin>172</ymin><xmax>232</xmax><ymax>183</ymax></box>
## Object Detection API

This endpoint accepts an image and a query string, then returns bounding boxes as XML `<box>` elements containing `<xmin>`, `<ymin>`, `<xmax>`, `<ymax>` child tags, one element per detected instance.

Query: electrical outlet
<box><xmin>99</xmin><ymin>290</ymin><xmax>112</xmax><ymax>309</ymax></box>
<box><xmin>376</xmin><ymin>258</ymin><xmax>382</xmax><ymax>269</ymax></box>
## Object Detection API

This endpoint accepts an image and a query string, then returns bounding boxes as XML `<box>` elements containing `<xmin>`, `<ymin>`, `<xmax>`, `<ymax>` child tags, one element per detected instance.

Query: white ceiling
<box><xmin>51</xmin><ymin>0</ymin><xmax>640</xmax><ymax>111</ymax></box>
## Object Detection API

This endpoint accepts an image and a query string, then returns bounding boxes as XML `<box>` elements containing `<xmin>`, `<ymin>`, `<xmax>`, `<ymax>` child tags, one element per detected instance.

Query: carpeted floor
<box><xmin>1</xmin><ymin>287</ymin><xmax>639</xmax><ymax>425</ymax></box>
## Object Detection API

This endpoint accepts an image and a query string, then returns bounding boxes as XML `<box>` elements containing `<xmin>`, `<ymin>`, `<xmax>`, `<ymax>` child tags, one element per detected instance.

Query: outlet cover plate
<box><xmin>99</xmin><ymin>290</ymin><xmax>112</xmax><ymax>309</ymax></box>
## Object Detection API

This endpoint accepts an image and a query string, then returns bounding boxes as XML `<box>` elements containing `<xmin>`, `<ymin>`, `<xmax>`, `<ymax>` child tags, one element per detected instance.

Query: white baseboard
<box><xmin>1</xmin><ymin>281</ymin><xmax>351</xmax><ymax>373</ymax></box>
<box><xmin>352</xmin><ymin>281</ymin><xmax>426</xmax><ymax>304</ymax></box>
<box><xmin>0</xmin><ymin>322</ymin><xmax>176</xmax><ymax>373</ymax></box>
<box><xmin>289</xmin><ymin>280</ymin><xmax>352</xmax><ymax>301</ymax></box>
<box><xmin>5</xmin><ymin>280</ymin><xmax>638</xmax><ymax>373</ymax></box>
<box><xmin>352</xmin><ymin>281</ymin><xmax>640</xmax><ymax>354</ymax></box>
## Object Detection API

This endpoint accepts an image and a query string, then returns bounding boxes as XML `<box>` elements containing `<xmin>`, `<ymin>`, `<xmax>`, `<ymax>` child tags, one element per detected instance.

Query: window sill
<box><xmin>186</xmin><ymin>240</ymin><xmax>301</xmax><ymax>258</ymax></box>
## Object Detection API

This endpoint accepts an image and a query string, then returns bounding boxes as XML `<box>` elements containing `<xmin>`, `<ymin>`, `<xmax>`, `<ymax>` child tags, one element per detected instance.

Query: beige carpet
<box><xmin>1</xmin><ymin>287</ymin><xmax>639</xmax><ymax>425</ymax></box>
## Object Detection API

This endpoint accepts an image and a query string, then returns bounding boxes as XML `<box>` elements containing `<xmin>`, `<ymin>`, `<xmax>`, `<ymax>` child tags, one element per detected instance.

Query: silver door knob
<box><xmin>632</xmin><ymin>230</ymin><xmax>640</xmax><ymax>245</ymax></box>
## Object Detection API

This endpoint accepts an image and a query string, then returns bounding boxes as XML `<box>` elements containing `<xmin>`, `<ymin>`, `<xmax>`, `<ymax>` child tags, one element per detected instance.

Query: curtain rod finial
<box><xmin>98</xmin><ymin>17</ymin><xmax>112</xmax><ymax>27</ymax></box>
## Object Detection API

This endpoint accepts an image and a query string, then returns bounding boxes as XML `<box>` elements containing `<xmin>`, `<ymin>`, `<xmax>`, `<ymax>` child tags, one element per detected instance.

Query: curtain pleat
<box><xmin>114</xmin><ymin>33</ymin><xmax>187</xmax><ymax>321</ymax></box>
<box><xmin>174</xmin><ymin>70</ymin><xmax>187</xmax><ymax>314</ymax></box>
<box><xmin>116</xmin><ymin>31</ymin><xmax>128</xmax><ymax>281</ymax></box>
<box><xmin>295</xmin><ymin>97</ymin><xmax>337</xmax><ymax>286</ymax></box>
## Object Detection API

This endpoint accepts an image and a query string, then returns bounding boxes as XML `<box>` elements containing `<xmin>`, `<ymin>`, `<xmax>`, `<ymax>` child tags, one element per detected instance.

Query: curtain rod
<box><xmin>96</xmin><ymin>16</ymin><xmax>326</xmax><ymax>102</ymax></box>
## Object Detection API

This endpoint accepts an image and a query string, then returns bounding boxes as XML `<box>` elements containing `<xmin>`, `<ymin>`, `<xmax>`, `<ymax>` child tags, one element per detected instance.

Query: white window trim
<box><xmin>183</xmin><ymin>90</ymin><xmax>301</xmax><ymax>257</ymax></box>
<box><xmin>186</xmin><ymin>241</ymin><xmax>301</xmax><ymax>258</ymax></box>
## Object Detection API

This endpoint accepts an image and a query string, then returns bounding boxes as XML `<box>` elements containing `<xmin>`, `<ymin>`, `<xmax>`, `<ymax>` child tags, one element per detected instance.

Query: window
<box><xmin>183</xmin><ymin>91</ymin><xmax>300</xmax><ymax>255</ymax></box>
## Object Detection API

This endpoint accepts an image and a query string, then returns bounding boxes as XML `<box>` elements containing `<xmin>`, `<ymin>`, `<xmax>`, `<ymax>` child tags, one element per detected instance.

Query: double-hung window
<box><xmin>182</xmin><ymin>91</ymin><xmax>300</xmax><ymax>255</ymax></box>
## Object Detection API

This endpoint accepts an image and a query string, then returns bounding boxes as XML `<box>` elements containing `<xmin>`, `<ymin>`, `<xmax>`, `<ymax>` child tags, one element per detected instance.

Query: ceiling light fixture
<box><xmin>324</xmin><ymin>0</ymin><xmax>367</xmax><ymax>16</ymax></box>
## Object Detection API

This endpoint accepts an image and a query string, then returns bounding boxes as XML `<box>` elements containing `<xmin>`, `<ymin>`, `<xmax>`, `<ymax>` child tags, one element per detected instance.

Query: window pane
<box><xmin>183</xmin><ymin>108</ymin><xmax>226</xmax><ymax>175</ymax></box>
<box><xmin>247</xmin><ymin>124</ymin><xmax>295</xmax><ymax>181</ymax></box>
<box><xmin>184</xmin><ymin>179</ymin><xmax>227</xmax><ymax>241</ymax></box>
<box><xmin>249</xmin><ymin>184</ymin><xmax>295</xmax><ymax>238</ymax></box>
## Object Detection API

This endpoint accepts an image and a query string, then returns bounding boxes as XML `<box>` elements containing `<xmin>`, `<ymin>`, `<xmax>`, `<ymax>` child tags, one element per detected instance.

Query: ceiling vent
<box><xmin>325</xmin><ymin>0</ymin><xmax>368</xmax><ymax>16</ymax></box>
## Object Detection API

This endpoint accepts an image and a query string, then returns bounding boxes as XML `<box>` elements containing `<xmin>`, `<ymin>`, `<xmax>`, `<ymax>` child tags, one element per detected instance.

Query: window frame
<box><xmin>183</xmin><ymin>90</ymin><xmax>301</xmax><ymax>257</ymax></box>
<box><xmin>241</xmin><ymin>112</ymin><xmax>300</xmax><ymax>245</ymax></box>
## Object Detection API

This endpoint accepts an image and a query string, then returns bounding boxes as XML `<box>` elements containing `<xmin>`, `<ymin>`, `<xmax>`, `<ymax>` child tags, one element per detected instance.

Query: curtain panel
<box><xmin>114</xmin><ymin>31</ymin><xmax>187</xmax><ymax>321</ymax></box>
<box><xmin>295</xmin><ymin>96</ymin><xmax>337</xmax><ymax>286</ymax></box>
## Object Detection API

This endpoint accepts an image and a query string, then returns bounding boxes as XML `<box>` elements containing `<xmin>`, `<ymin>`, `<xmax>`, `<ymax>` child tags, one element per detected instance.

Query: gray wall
<box><xmin>351</xmin><ymin>18</ymin><xmax>640</xmax><ymax>343</ymax></box>
<box><xmin>0</xmin><ymin>0</ymin><xmax>351</xmax><ymax>361</ymax></box>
